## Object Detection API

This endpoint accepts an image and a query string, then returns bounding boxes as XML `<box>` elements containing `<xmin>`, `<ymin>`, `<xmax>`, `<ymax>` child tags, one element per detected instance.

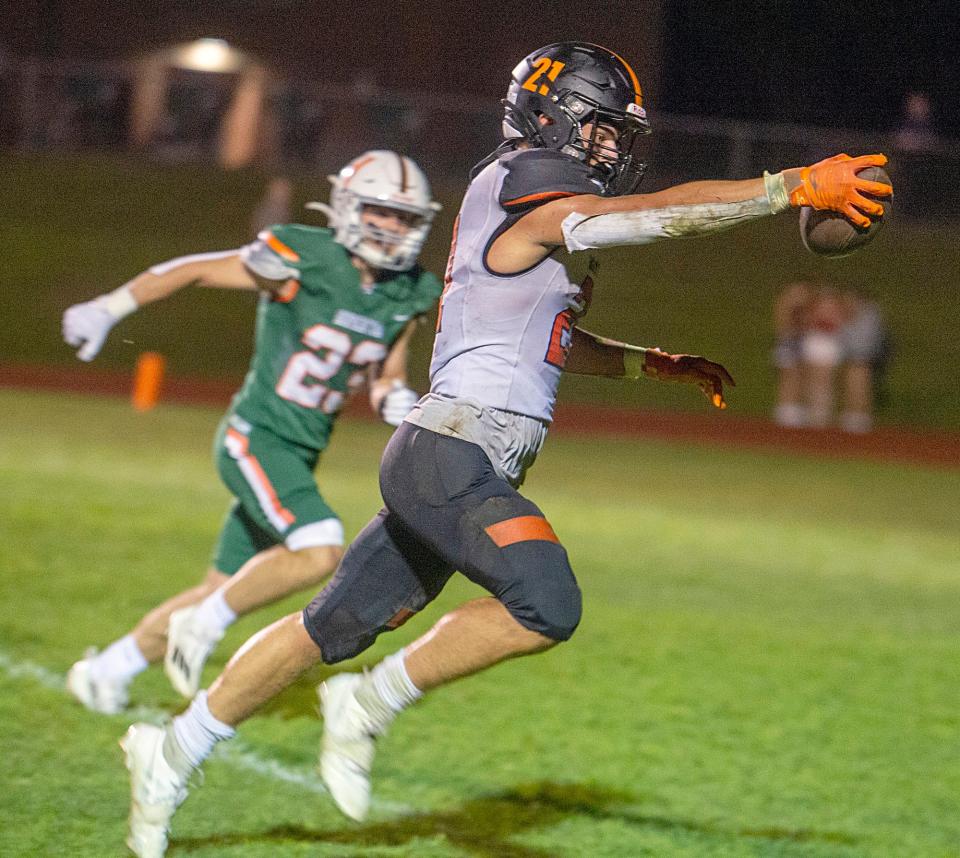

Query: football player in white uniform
<box><xmin>118</xmin><ymin>43</ymin><xmax>892</xmax><ymax>854</ymax></box>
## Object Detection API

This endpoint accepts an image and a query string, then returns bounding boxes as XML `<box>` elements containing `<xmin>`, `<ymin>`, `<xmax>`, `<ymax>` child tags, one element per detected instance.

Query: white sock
<box><xmin>171</xmin><ymin>690</ymin><xmax>236</xmax><ymax>769</ymax></box>
<box><xmin>355</xmin><ymin>650</ymin><xmax>422</xmax><ymax>734</ymax></box>
<box><xmin>192</xmin><ymin>589</ymin><xmax>238</xmax><ymax>635</ymax></box>
<box><xmin>89</xmin><ymin>634</ymin><xmax>148</xmax><ymax>682</ymax></box>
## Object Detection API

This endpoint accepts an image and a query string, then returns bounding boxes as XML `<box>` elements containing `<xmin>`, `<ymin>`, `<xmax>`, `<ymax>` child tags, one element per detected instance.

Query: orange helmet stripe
<box><xmin>605</xmin><ymin>46</ymin><xmax>643</xmax><ymax>106</ymax></box>
<box><xmin>343</xmin><ymin>154</ymin><xmax>376</xmax><ymax>188</ymax></box>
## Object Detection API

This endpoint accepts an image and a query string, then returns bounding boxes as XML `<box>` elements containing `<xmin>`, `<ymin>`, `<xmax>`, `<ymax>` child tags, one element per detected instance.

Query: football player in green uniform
<box><xmin>61</xmin><ymin>150</ymin><xmax>442</xmax><ymax>713</ymax></box>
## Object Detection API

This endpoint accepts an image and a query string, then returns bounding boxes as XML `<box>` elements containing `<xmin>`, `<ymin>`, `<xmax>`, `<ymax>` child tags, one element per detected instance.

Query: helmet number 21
<box><xmin>522</xmin><ymin>59</ymin><xmax>565</xmax><ymax>96</ymax></box>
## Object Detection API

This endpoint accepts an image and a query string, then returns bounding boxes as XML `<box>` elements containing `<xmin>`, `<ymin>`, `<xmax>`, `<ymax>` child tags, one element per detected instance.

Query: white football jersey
<box><xmin>429</xmin><ymin>149</ymin><xmax>600</xmax><ymax>422</ymax></box>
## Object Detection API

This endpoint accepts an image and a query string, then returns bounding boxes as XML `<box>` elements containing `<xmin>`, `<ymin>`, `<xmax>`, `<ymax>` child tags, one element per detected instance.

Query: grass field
<box><xmin>2</xmin><ymin>388</ymin><xmax>958</xmax><ymax>857</ymax></box>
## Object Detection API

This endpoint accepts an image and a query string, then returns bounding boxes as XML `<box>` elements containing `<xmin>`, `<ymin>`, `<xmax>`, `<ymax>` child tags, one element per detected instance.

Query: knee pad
<box><xmin>495</xmin><ymin>540</ymin><xmax>583</xmax><ymax>642</ymax></box>
<box><xmin>463</xmin><ymin>496</ymin><xmax>582</xmax><ymax>642</ymax></box>
<box><xmin>302</xmin><ymin>513</ymin><xmax>454</xmax><ymax>664</ymax></box>
<box><xmin>302</xmin><ymin>587</ymin><xmax>380</xmax><ymax>665</ymax></box>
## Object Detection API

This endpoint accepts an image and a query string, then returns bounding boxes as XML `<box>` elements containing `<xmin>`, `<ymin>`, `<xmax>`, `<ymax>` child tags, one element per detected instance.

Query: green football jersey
<box><xmin>229</xmin><ymin>224</ymin><xmax>441</xmax><ymax>451</ymax></box>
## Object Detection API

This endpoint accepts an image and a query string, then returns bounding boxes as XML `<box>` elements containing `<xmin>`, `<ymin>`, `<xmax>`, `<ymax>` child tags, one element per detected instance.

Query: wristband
<box><xmin>763</xmin><ymin>171</ymin><xmax>791</xmax><ymax>214</ymax></box>
<box><xmin>623</xmin><ymin>347</ymin><xmax>646</xmax><ymax>379</ymax></box>
<box><xmin>99</xmin><ymin>284</ymin><xmax>139</xmax><ymax>320</ymax></box>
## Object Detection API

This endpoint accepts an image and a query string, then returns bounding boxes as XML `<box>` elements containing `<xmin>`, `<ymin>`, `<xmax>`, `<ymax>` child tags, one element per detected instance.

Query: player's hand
<box><xmin>62</xmin><ymin>298</ymin><xmax>118</xmax><ymax>361</ymax></box>
<box><xmin>788</xmin><ymin>153</ymin><xmax>892</xmax><ymax>228</ymax></box>
<box><xmin>379</xmin><ymin>382</ymin><xmax>419</xmax><ymax>426</ymax></box>
<box><xmin>644</xmin><ymin>349</ymin><xmax>735</xmax><ymax>409</ymax></box>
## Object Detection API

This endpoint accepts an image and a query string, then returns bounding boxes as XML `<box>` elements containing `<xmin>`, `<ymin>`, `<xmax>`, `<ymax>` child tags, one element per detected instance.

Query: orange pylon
<box><xmin>132</xmin><ymin>352</ymin><xmax>166</xmax><ymax>412</ymax></box>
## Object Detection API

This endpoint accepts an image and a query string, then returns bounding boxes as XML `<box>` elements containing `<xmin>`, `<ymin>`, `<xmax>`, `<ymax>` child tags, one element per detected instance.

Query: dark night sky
<box><xmin>5</xmin><ymin>0</ymin><xmax>958</xmax><ymax>135</ymax></box>
<box><xmin>662</xmin><ymin>1</ymin><xmax>960</xmax><ymax>133</ymax></box>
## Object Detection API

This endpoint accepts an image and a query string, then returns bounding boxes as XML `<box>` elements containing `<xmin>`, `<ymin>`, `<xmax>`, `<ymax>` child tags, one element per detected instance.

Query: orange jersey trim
<box><xmin>485</xmin><ymin>515</ymin><xmax>559</xmax><ymax>547</ymax></box>
<box><xmin>273</xmin><ymin>278</ymin><xmax>300</xmax><ymax>303</ymax></box>
<box><xmin>225</xmin><ymin>427</ymin><xmax>248</xmax><ymax>451</ymax></box>
<box><xmin>265</xmin><ymin>232</ymin><xmax>301</xmax><ymax>262</ymax></box>
<box><xmin>502</xmin><ymin>190</ymin><xmax>577</xmax><ymax>208</ymax></box>
<box><xmin>385</xmin><ymin>607</ymin><xmax>416</xmax><ymax>629</ymax></box>
<box><xmin>225</xmin><ymin>428</ymin><xmax>296</xmax><ymax>527</ymax></box>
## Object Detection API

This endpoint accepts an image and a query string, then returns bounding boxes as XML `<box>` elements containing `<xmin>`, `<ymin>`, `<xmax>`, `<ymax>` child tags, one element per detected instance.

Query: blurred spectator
<box><xmin>893</xmin><ymin>91</ymin><xmax>937</xmax><ymax>152</ymax></box>
<box><xmin>800</xmin><ymin>285</ymin><xmax>847</xmax><ymax>429</ymax></box>
<box><xmin>838</xmin><ymin>286</ymin><xmax>892</xmax><ymax>434</ymax></box>
<box><xmin>772</xmin><ymin>280</ymin><xmax>814</xmax><ymax>427</ymax></box>
<box><xmin>250</xmin><ymin>176</ymin><xmax>293</xmax><ymax>235</ymax></box>
<box><xmin>892</xmin><ymin>91</ymin><xmax>938</xmax><ymax>218</ymax></box>
<box><xmin>277</xmin><ymin>87</ymin><xmax>327</xmax><ymax>166</ymax></box>
<box><xmin>773</xmin><ymin>281</ymin><xmax>891</xmax><ymax>433</ymax></box>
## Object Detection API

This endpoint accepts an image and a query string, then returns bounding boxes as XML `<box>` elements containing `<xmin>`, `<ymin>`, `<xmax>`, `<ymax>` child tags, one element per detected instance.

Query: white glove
<box><xmin>379</xmin><ymin>382</ymin><xmax>419</xmax><ymax>426</ymax></box>
<box><xmin>62</xmin><ymin>286</ymin><xmax>138</xmax><ymax>361</ymax></box>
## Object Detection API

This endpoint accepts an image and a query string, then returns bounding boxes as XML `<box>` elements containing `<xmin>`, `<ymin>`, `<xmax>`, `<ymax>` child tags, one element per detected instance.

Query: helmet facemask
<box><xmin>332</xmin><ymin>193</ymin><xmax>436</xmax><ymax>272</ymax></box>
<box><xmin>307</xmin><ymin>150</ymin><xmax>440</xmax><ymax>272</ymax></box>
<box><xmin>554</xmin><ymin>96</ymin><xmax>649</xmax><ymax>196</ymax></box>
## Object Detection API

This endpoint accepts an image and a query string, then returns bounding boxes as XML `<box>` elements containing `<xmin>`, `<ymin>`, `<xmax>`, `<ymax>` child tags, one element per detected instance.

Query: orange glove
<box><xmin>789</xmin><ymin>153</ymin><xmax>893</xmax><ymax>228</ymax></box>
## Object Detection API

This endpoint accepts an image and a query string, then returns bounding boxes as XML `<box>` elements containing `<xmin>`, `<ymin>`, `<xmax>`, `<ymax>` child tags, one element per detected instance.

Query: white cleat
<box><xmin>66</xmin><ymin>649</ymin><xmax>129</xmax><ymax>714</ymax></box>
<box><xmin>164</xmin><ymin>607</ymin><xmax>224</xmax><ymax>699</ymax></box>
<box><xmin>318</xmin><ymin>673</ymin><xmax>378</xmax><ymax>822</ymax></box>
<box><xmin>120</xmin><ymin>723</ymin><xmax>189</xmax><ymax>858</ymax></box>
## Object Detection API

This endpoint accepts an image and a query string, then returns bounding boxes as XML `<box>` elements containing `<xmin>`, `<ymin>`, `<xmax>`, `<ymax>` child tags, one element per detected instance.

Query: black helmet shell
<box><xmin>502</xmin><ymin>42</ymin><xmax>651</xmax><ymax>195</ymax></box>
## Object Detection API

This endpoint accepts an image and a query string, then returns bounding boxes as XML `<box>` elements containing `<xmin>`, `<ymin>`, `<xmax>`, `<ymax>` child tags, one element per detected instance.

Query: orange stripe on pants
<box><xmin>485</xmin><ymin>515</ymin><xmax>559</xmax><ymax>547</ymax></box>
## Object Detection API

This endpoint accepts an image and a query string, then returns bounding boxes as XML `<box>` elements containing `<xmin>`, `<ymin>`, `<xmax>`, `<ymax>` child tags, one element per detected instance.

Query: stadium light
<box><xmin>172</xmin><ymin>38</ymin><xmax>243</xmax><ymax>73</ymax></box>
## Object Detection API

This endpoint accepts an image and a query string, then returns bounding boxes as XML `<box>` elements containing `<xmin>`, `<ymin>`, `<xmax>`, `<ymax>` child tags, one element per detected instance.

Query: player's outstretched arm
<box><xmin>62</xmin><ymin>253</ymin><xmax>270</xmax><ymax>361</ymax></box>
<box><xmin>565</xmin><ymin>327</ymin><xmax>734</xmax><ymax>409</ymax></box>
<box><xmin>369</xmin><ymin>319</ymin><xmax>420</xmax><ymax>426</ymax></box>
<box><xmin>516</xmin><ymin>153</ymin><xmax>891</xmax><ymax>252</ymax></box>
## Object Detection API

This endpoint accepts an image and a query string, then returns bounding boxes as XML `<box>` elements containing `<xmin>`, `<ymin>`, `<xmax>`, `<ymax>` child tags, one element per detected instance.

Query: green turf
<box><xmin>2</xmin><ymin>152</ymin><xmax>959</xmax><ymax>428</ymax></box>
<box><xmin>1</xmin><ymin>389</ymin><xmax>958</xmax><ymax>856</ymax></box>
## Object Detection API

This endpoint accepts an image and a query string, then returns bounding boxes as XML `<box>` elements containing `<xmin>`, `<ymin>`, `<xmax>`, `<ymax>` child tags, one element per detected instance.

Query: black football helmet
<box><xmin>502</xmin><ymin>42</ymin><xmax>651</xmax><ymax>195</ymax></box>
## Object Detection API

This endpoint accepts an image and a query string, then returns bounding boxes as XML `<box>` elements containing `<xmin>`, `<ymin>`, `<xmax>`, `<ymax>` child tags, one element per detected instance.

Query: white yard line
<box><xmin>0</xmin><ymin>648</ymin><xmax>414</xmax><ymax>816</ymax></box>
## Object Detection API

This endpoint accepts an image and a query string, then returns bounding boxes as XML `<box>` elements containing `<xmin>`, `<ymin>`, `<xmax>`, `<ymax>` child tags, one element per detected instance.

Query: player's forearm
<box><xmin>617</xmin><ymin>176</ymin><xmax>769</xmax><ymax>210</ymax></box>
<box><xmin>369</xmin><ymin>319</ymin><xmax>418</xmax><ymax>410</ymax></box>
<box><xmin>107</xmin><ymin>252</ymin><xmax>256</xmax><ymax>314</ymax></box>
<box><xmin>564</xmin><ymin>328</ymin><xmax>654</xmax><ymax>378</ymax></box>
<box><xmin>369</xmin><ymin>374</ymin><xmax>403</xmax><ymax>412</ymax></box>
<box><xmin>560</xmin><ymin>172</ymin><xmax>801</xmax><ymax>251</ymax></box>
<box><xmin>96</xmin><ymin>267</ymin><xmax>201</xmax><ymax>319</ymax></box>
<box><xmin>121</xmin><ymin>268</ymin><xmax>198</xmax><ymax>308</ymax></box>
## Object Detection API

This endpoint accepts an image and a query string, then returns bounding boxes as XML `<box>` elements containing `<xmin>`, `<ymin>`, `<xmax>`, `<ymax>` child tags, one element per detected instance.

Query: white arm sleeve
<box><xmin>561</xmin><ymin>196</ymin><xmax>777</xmax><ymax>251</ymax></box>
<box><xmin>148</xmin><ymin>249</ymin><xmax>244</xmax><ymax>276</ymax></box>
<box><xmin>562</xmin><ymin>171</ymin><xmax>791</xmax><ymax>252</ymax></box>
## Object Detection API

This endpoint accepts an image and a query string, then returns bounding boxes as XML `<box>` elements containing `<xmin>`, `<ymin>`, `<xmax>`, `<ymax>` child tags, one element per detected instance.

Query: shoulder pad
<box><xmin>263</xmin><ymin>224</ymin><xmax>338</xmax><ymax>266</ymax></box>
<box><xmin>241</xmin><ymin>237</ymin><xmax>298</xmax><ymax>281</ymax></box>
<box><xmin>499</xmin><ymin>150</ymin><xmax>603</xmax><ymax>214</ymax></box>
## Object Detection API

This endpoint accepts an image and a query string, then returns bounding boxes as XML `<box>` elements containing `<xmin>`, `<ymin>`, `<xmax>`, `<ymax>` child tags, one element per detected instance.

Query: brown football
<box><xmin>799</xmin><ymin>165</ymin><xmax>892</xmax><ymax>258</ymax></box>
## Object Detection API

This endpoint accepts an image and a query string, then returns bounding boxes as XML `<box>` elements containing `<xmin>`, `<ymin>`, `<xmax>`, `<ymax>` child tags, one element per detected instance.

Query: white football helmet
<box><xmin>307</xmin><ymin>150</ymin><xmax>441</xmax><ymax>272</ymax></box>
